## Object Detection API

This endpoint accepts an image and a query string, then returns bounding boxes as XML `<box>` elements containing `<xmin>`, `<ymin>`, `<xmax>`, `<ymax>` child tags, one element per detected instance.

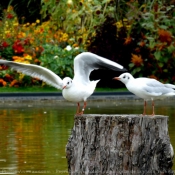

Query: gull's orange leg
<box><xmin>142</xmin><ymin>101</ymin><xmax>147</xmax><ymax>115</ymax></box>
<box><xmin>151</xmin><ymin>100</ymin><xmax>155</xmax><ymax>116</ymax></box>
<box><xmin>76</xmin><ymin>103</ymin><xmax>80</xmax><ymax>115</ymax></box>
<box><xmin>78</xmin><ymin>102</ymin><xmax>87</xmax><ymax>115</ymax></box>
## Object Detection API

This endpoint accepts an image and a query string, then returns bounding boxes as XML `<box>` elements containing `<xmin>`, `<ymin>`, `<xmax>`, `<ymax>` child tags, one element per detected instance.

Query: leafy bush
<box><xmin>39</xmin><ymin>44</ymin><xmax>84</xmax><ymax>79</ymax></box>
<box><xmin>41</xmin><ymin>0</ymin><xmax>116</xmax><ymax>45</ymax></box>
<box><xmin>127</xmin><ymin>1</ymin><xmax>175</xmax><ymax>82</ymax></box>
<box><xmin>0</xmin><ymin>0</ymin><xmax>41</xmax><ymax>23</ymax></box>
<box><xmin>0</xmin><ymin>5</ymin><xmax>84</xmax><ymax>87</ymax></box>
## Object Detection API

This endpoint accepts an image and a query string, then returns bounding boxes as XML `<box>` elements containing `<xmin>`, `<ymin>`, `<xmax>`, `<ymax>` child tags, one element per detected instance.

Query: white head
<box><xmin>62</xmin><ymin>77</ymin><xmax>73</xmax><ymax>89</ymax></box>
<box><xmin>113</xmin><ymin>73</ymin><xmax>134</xmax><ymax>85</ymax></box>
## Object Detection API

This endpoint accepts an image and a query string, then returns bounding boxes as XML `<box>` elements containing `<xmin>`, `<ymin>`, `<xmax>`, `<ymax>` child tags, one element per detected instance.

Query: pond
<box><xmin>0</xmin><ymin>98</ymin><xmax>175</xmax><ymax>175</ymax></box>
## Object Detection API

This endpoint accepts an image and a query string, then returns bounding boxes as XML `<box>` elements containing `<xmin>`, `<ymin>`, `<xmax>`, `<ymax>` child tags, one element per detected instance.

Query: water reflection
<box><xmin>0</xmin><ymin>99</ymin><xmax>175</xmax><ymax>174</ymax></box>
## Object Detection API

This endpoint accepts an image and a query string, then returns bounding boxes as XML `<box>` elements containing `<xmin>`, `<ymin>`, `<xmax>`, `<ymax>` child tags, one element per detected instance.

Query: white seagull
<box><xmin>113</xmin><ymin>72</ymin><xmax>175</xmax><ymax>115</ymax></box>
<box><xmin>0</xmin><ymin>52</ymin><xmax>126</xmax><ymax>115</ymax></box>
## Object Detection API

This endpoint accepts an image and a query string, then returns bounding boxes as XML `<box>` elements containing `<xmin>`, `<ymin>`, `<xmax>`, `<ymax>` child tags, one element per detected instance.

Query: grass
<box><xmin>0</xmin><ymin>86</ymin><xmax>127</xmax><ymax>93</ymax></box>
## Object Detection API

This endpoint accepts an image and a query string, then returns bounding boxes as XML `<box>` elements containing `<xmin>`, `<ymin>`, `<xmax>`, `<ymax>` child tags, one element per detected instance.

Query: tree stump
<box><xmin>66</xmin><ymin>115</ymin><xmax>174</xmax><ymax>175</ymax></box>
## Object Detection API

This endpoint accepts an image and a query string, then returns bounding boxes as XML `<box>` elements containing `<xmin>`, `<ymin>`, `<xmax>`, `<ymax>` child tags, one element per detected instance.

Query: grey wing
<box><xmin>143</xmin><ymin>78</ymin><xmax>174</xmax><ymax>95</ymax></box>
<box><xmin>73</xmin><ymin>52</ymin><xmax>126</xmax><ymax>84</ymax></box>
<box><xmin>165</xmin><ymin>83</ymin><xmax>175</xmax><ymax>89</ymax></box>
<box><xmin>0</xmin><ymin>60</ymin><xmax>63</xmax><ymax>90</ymax></box>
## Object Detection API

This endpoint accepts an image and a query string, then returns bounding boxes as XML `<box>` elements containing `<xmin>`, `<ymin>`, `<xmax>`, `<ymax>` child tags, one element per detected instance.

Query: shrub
<box><xmin>125</xmin><ymin>1</ymin><xmax>175</xmax><ymax>82</ymax></box>
<box><xmin>39</xmin><ymin>44</ymin><xmax>84</xmax><ymax>79</ymax></box>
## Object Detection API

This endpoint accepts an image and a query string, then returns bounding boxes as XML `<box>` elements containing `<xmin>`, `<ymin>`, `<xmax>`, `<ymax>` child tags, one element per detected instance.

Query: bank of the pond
<box><xmin>0</xmin><ymin>92</ymin><xmax>174</xmax><ymax>107</ymax></box>
<box><xmin>0</xmin><ymin>91</ymin><xmax>137</xmax><ymax>103</ymax></box>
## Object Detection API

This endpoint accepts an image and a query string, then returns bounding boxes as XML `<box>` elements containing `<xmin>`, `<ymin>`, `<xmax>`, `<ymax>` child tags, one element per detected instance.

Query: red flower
<box><xmin>2</xmin><ymin>41</ymin><xmax>9</xmax><ymax>48</ymax></box>
<box><xmin>7</xmin><ymin>13</ymin><xmax>14</xmax><ymax>19</ymax></box>
<box><xmin>24</xmin><ymin>38</ymin><xmax>30</xmax><ymax>45</ymax></box>
<box><xmin>12</xmin><ymin>40</ymin><xmax>24</xmax><ymax>54</ymax></box>
<box><xmin>0</xmin><ymin>65</ymin><xmax>8</xmax><ymax>70</ymax></box>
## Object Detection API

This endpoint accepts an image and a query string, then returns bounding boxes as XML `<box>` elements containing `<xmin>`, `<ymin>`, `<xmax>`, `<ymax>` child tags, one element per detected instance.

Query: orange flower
<box><xmin>172</xmin><ymin>52</ymin><xmax>175</xmax><ymax>58</ymax></box>
<box><xmin>131</xmin><ymin>54</ymin><xmax>143</xmax><ymax>66</ymax></box>
<box><xmin>124</xmin><ymin>37</ymin><xmax>132</xmax><ymax>45</ymax></box>
<box><xmin>156</xmin><ymin>43</ymin><xmax>166</xmax><ymax>51</ymax></box>
<box><xmin>34</xmin><ymin>59</ymin><xmax>40</xmax><ymax>63</ymax></box>
<box><xmin>73</xmin><ymin>43</ymin><xmax>79</xmax><ymax>47</ymax></box>
<box><xmin>158</xmin><ymin>29</ymin><xmax>172</xmax><ymax>45</ymax></box>
<box><xmin>0</xmin><ymin>79</ymin><xmax>7</xmax><ymax>86</ymax></box>
<box><xmin>141</xmin><ymin>33</ymin><xmax>147</xmax><ymax>39</ymax></box>
<box><xmin>10</xmin><ymin>79</ymin><xmax>18</xmax><ymax>87</ymax></box>
<box><xmin>139</xmin><ymin>41</ymin><xmax>145</xmax><ymax>47</ymax></box>
<box><xmin>2</xmin><ymin>81</ymin><xmax>7</xmax><ymax>86</ymax></box>
<box><xmin>35</xmin><ymin>47</ymin><xmax>39</xmax><ymax>51</ymax></box>
<box><xmin>149</xmin><ymin>75</ymin><xmax>158</xmax><ymax>80</ymax></box>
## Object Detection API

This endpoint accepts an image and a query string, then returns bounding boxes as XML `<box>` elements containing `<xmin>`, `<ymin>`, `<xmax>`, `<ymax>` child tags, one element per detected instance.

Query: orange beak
<box><xmin>113</xmin><ymin>77</ymin><xmax>120</xmax><ymax>81</ymax></box>
<box><xmin>62</xmin><ymin>85</ymin><xmax>66</xmax><ymax>90</ymax></box>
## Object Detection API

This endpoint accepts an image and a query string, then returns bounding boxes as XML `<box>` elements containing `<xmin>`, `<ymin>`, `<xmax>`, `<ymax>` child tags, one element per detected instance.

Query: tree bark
<box><xmin>66</xmin><ymin>114</ymin><xmax>173</xmax><ymax>175</ymax></box>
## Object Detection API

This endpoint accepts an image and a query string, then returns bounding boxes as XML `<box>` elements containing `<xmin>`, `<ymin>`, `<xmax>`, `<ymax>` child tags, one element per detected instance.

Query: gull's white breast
<box><xmin>126</xmin><ymin>78</ymin><xmax>155</xmax><ymax>100</ymax></box>
<box><xmin>62</xmin><ymin>81</ymin><xmax>96</xmax><ymax>102</ymax></box>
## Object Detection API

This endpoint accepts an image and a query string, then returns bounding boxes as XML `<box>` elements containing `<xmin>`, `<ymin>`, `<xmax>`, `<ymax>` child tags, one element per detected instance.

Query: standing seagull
<box><xmin>0</xmin><ymin>52</ymin><xmax>126</xmax><ymax>115</ymax></box>
<box><xmin>113</xmin><ymin>72</ymin><xmax>175</xmax><ymax>115</ymax></box>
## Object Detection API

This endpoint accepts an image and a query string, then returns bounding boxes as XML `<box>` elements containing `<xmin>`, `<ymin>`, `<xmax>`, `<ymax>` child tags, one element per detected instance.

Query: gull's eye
<box><xmin>123</xmin><ymin>76</ymin><xmax>126</xmax><ymax>79</ymax></box>
<box><xmin>67</xmin><ymin>82</ymin><xmax>69</xmax><ymax>84</ymax></box>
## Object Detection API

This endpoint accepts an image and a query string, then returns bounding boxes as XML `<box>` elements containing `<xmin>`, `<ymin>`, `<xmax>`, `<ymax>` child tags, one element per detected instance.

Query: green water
<box><xmin>0</xmin><ymin>99</ymin><xmax>175</xmax><ymax>175</ymax></box>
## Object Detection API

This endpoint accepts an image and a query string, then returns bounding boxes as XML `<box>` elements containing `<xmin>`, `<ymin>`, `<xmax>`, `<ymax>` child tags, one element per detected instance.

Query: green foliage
<box><xmin>39</xmin><ymin>44</ymin><xmax>84</xmax><ymax>78</ymax></box>
<box><xmin>8</xmin><ymin>0</ymin><xmax>41</xmax><ymax>23</ymax></box>
<box><xmin>125</xmin><ymin>1</ymin><xmax>175</xmax><ymax>82</ymax></box>
<box><xmin>41</xmin><ymin>0</ymin><xmax>116</xmax><ymax>45</ymax></box>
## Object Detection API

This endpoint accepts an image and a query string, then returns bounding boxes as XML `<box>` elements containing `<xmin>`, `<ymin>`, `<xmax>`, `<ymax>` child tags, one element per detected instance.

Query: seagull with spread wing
<box><xmin>0</xmin><ymin>52</ymin><xmax>126</xmax><ymax>115</ymax></box>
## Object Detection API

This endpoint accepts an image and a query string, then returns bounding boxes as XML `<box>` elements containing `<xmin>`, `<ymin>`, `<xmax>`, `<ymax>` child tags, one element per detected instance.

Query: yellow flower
<box><xmin>23</xmin><ymin>54</ymin><xmax>32</xmax><ymax>60</ymax></box>
<box><xmin>36</xmin><ymin>19</ymin><xmax>40</xmax><ymax>24</ymax></box>
<box><xmin>13</xmin><ymin>22</ymin><xmax>18</xmax><ymax>27</ymax></box>
<box><xmin>116</xmin><ymin>21</ymin><xmax>123</xmax><ymax>28</ymax></box>
<box><xmin>14</xmin><ymin>60</ymin><xmax>30</xmax><ymax>64</ymax></box>
<box><xmin>5</xmin><ymin>30</ymin><xmax>10</xmax><ymax>34</ymax></box>
<box><xmin>7</xmin><ymin>6</ymin><xmax>13</xmax><ymax>12</ymax></box>
<box><xmin>19</xmin><ymin>73</ymin><xmax>25</xmax><ymax>81</ymax></box>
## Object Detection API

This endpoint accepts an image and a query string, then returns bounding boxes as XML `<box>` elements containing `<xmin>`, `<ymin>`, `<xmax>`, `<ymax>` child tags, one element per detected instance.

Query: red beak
<box><xmin>113</xmin><ymin>77</ymin><xmax>120</xmax><ymax>81</ymax></box>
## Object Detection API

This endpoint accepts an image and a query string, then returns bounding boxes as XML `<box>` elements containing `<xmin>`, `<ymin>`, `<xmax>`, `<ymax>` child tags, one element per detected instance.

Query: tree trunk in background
<box><xmin>66</xmin><ymin>115</ymin><xmax>173</xmax><ymax>175</ymax></box>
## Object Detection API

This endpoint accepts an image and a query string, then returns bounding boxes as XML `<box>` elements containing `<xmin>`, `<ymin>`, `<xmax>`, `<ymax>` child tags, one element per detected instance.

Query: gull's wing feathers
<box><xmin>0</xmin><ymin>60</ymin><xmax>63</xmax><ymax>90</ymax></box>
<box><xmin>142</xmin><ymin>78</ymin><xmax>175</xmax><ymax>96</ymax></box>
<box><xmin>73</xmin><ymin>52</ymin><xmax>126</xmax><ymax>84</ymax></box>
<box><xmin>165</xmin><ymin>83</ymin><xmax>175</xmax><ymax>89</ymax></box>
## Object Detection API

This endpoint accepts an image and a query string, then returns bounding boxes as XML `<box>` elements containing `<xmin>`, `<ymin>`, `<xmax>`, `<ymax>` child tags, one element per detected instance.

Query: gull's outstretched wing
<box><xmin>0</xmin><ymin>60</ymin><xmax>63</xmax><ymax>90</ymax></box>
<box><xmin>73</xmin><ymin>52</ymin><xmax>126</xmax><ymax>84</ymax></box>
